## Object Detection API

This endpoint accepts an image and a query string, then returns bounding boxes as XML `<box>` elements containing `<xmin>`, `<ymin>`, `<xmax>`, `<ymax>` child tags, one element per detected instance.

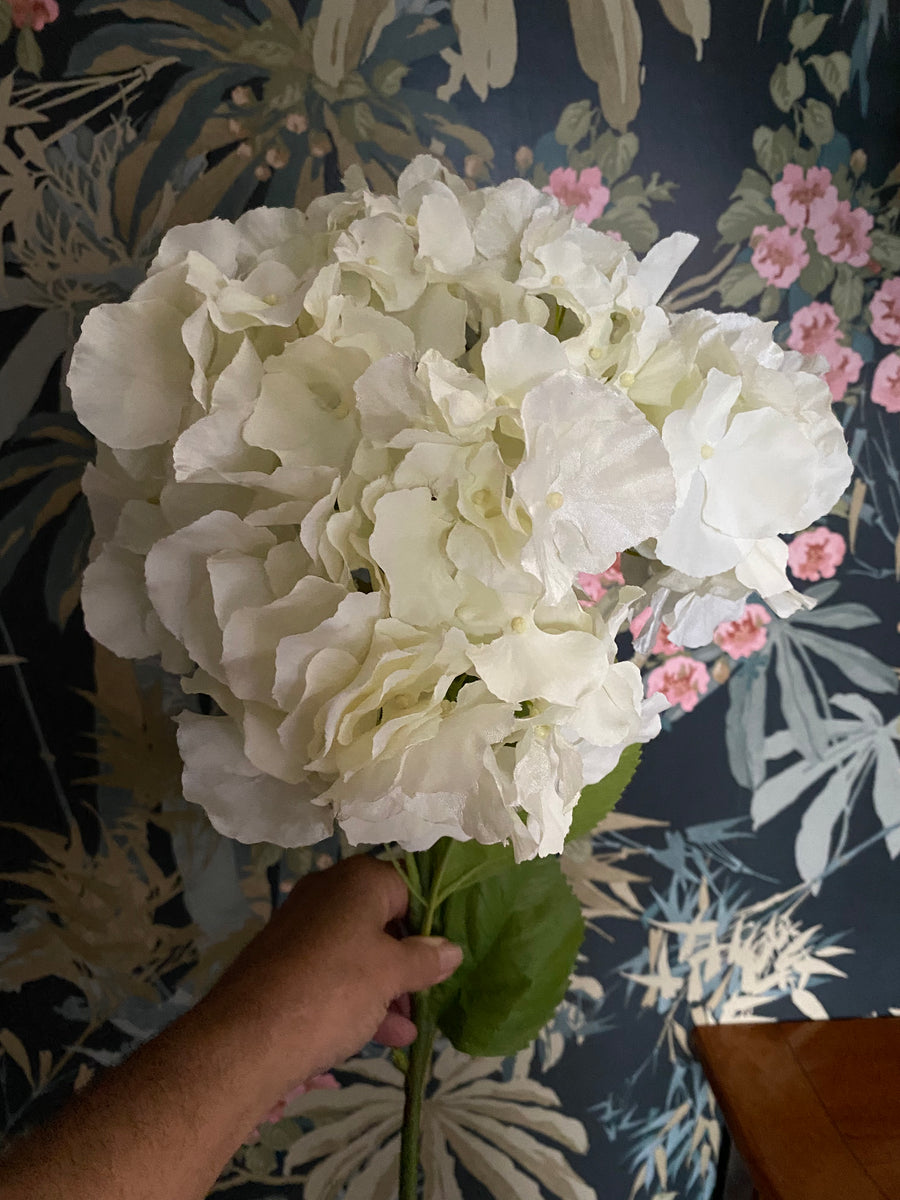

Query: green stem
<box><xmin>397</xmin><ymin>842</ymin><xmax>450</xmax><ymax>1199</ymax></box>
<box><xmin>398</xmin><ymin>992</ymin><xmax>436</xmax><ymax>1200</ymax></box>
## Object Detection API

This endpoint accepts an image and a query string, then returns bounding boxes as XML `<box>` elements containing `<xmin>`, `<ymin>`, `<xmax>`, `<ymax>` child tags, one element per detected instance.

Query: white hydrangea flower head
<box><xmin>69</xmin><ymin>156</ymin><xmax>851</xmax><ymax>857</ymax></box>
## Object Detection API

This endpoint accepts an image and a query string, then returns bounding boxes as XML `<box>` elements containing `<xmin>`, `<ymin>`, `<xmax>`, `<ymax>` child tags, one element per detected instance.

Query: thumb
<box><xmin>393</xmin><ymin>936</ymin><xmax>464</xmax><ymax>994</ymax></box>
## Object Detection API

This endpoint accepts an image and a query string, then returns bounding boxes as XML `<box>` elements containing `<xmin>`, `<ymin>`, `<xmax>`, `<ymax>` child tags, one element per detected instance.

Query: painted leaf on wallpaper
<box><xmin>0</xmin><ymin>415</ymin><xmax>93</xmax><ymax>617</ymax></box>
<box><xmin>312</xmin><ymin>0</ymin><xmax>394</xmax><ymax>87</ymax></box>
<box><xmin>563</xmin><ymin>812</ymin><xmax>664</xmax><ymax>924</ymax></box>
<box><xmin>281</xmin><ymin>1048</ymin><xmax>596</xmax><ymax>1200</ymax></box>
<box><xmin>753</xmin><ymin>694</ymin><xmax>900</xmax><ymax>885</ymax></box>
<box><xmin>656</xmin><ymin>0</ymin><xmax>711</xmax><ymax>60</ymax></box>
<box><xmin>450</xmin><ymin>0</ymin><xmax>518</xmax><ymax>102</ymax></box>
<box><xmin>0</xmin><ymin>309</ymin><xmax>70</xmax><ymax>446</ymax></box>
<box><xmin>566</xmin><ymin>0</ymin><xmax>643</xmax><ymax>132</ymax></box>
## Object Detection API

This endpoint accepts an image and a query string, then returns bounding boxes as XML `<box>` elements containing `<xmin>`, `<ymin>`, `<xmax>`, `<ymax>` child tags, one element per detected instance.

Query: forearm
<box><xmin>0</xmin><ymin>996</ymin><xmax>305</xmax><ymax>1200</ymax></box>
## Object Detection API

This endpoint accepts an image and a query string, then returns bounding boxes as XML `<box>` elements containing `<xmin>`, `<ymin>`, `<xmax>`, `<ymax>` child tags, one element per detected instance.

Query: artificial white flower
<box><xmin>70</xmin><ymin>156</ymin><xmax>852</xmax><ymax>857</ymax></box>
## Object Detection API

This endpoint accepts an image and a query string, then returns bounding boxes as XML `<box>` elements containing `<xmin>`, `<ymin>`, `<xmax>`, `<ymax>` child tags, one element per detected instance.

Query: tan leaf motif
<box><xmin>655</xmin><ymin>0</ymin><xmax>711</xmax><ymax>61</ymax></box>
<box><xmin>450</xmin><ymin>0</ymin><xmax>518</xmax><ymax>102</ymax></box>
<box><xmin>313</xmin><ymin>0</ymin><xmax>395</xmax><ymax>88</ymax></box>
<box><xmin>567</xmin><ymin>0</ymin><xmax>643</xmax><ymax>132</ymax></box>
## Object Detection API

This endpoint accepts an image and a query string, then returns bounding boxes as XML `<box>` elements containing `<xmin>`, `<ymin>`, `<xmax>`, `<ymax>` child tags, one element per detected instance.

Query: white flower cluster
<box><xmin>70</xmin><ymin>157</ymin><xmax>851</xmax><ymax>859</ymax></box>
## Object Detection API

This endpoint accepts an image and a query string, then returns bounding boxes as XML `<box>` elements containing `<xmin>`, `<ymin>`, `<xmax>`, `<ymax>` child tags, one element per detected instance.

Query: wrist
<box><xmin>190</xmin><ymin>977</ymin><xmax>323</xmax><ymax>1113</ymax></box>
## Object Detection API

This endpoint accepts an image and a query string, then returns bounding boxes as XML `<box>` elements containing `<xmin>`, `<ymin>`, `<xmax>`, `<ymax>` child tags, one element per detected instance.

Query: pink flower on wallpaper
<box><xmin>786</xmin><ymin>302</ymin><xmax>861</xmax><ymax>400</ymax></box>
<box><xmin>713</xmin><ymin>603</ymin><xmax>772</xmax><ymax>659</ymax></box>
<box><xmin>772</xmin><ymin>165</ymin><xmax>837</xmax><ymax>229</ymax></box>
<box><xmin>787</xmin><ymin>302</ymin><xmax>841</xmax><ymax>354</ymax></box>
<box><xmin>577</xmin><ymin>555</ymin><xmax>625</xmax><ymax>605</ymax></box>
<box><xmin>629</xmin><ymin>606</ymin><xmax>682</xmax><ymax>656</ymax></box>
<box><xmin>544</xmin><ymin>167</ymin><xmax>611</xmax><ymax>225</ymax></box>
<box><xmin>750</xmin><ymin>225</ymin><xmax>809</xmax><ymax>288</ymax></box>
<box><xmin>869</xmin><ymin>277</ymin><xmax>900</xmax><ymax>346</ymax></box>
<box><xmin>810</xmin><ymin>197</ymin><xmax>873</xmax><ymax>267</ymax></box>
<box><xmin>9</xmin><ymin>0</ymin><xmax>59</xmax><ymax>30</ymax></box>
<box><xmin>821</xmin><ymin>342</ymin><xmax>863</xmax><ymax>401</ymax></box>
<box><xmin>871</xmin><ymin>353</ymin><xmax>900</xmax><ymax>413</ymax></box>
<box><xmin>646</xmin><ymin>655</ymin><xmax>710</xmax><ymax>713</ymax></box>
<box><xmin>787</xmin><ymin>527</ymin><xmax>846</xmax><ymax>581</ymax></box>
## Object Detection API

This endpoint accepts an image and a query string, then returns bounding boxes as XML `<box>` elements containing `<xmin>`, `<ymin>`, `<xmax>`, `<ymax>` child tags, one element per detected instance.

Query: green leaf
<box><xmin>798</xmin><ymin>248</ymin><xmax>836</xmax><ymax>297</ymax></box>
<box><xmin>567</xmin><ymin>743</ymin><xmax>641</xmax><ymax>841</ymax></box>
<box><xmin>788</xmin><ymin>11</ymin><xmax>829</xmax><ymax>51</ymax></box>
<box><xmin>716</xmin><ymin>194</ymin><xmax>778</xmax><ymax>243</ymax></box>
<box><xmin>431</xmin><ymin>855</ymin><xmax>584</xmax><ymax>1057</ymax></box>
<box><xmin>808</xmin><ymin>52</ymin><xmax>851</xmax><ymax>105</ymax></box>
<box><xmin>600</xmin><ymin>203</ymin><xmax>657</xmax><ymax>252</ymax></box>
<box><xmin>758</xmin><ymin>284</ymin><xmax>782</xmax><ymax>319</ymax></box>
<box><xmin>870</xmin><ymin>229</ymin><xmax>900</xmax><ymax>272</ymax></box>
<box><xmin>770</xmin><ymin>59</ymin><xmax>806</xmax><ymax>113</ymax></box>
<box><xmin>371</xmin><ymin>59</ymin><xmax>409</xmax><ymax>97</ymax></box>
<box><xmin>15</xmin><ymin>27</ymin><xmax>43</xmax><ymax>76</ymax></box>
<box><xmin>803</xmin><ymin>98</ymin><xmax>834</xmax><ymax>146</ymax></box>
<box><xmin>592</xmin><ymin>129</ymin><xmax>639</xmax><ymax>185</ymax></box>
<box><xmin>555</xmin><ymin>99</ymin><xmax>593</xmax><ymax>147</ymax></box>
<box><xmin>430</xmin><ymin>838</ymin><xmax>516</xmax><ymax>904</ymax></box>
<box><xmin>0</xmin><ymin>4</ymin><xmax>12</xmax><ymax>42</ymax></box>
<box><xmin>718</xmin><ymin>261</ymin><xmax>767</xmax><ymax>308</ymax></box>
<box><xmin>831</xmin><ymin>264</ymin><xmax>864</xmax><ymax>321</ymax></box>
<box><xmin>732</xmin><ymin>167</ymin><xmax>772</xmax><ymax>199</ymax></box>
<box><xmin>753</xmin><ymin>124</ymin><xmax>797</xmax><ymax>180</ymax></box>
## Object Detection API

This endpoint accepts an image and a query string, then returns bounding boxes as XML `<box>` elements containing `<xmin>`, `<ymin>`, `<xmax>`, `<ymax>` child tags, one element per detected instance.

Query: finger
<box><xmin>373</xmin><ymin>860</ymin><xmax>412</xmax><ymax>927</ymax></box>
<box><xmin>374</xmin><ymin>1010</ymin><xmax>418</xmax><ymax>1047</ymax></box>
<box><xmin>392</xmin><ymin>936</ymin><xmax>464</xmax><ymax>995</ymax></box>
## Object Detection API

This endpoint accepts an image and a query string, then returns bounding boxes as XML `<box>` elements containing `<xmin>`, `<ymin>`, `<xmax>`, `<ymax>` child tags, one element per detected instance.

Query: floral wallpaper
<box><xmin>1</xmin><ymin>2</ymin><xmax>898</xmax><ymax>1198</ymax></box>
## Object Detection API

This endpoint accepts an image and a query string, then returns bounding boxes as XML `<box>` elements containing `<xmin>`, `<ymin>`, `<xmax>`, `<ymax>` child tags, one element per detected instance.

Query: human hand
<box><xmin>200</xmin><ymin>855</ymin><xmax>462</xmax><ymax>1111</ymax></box>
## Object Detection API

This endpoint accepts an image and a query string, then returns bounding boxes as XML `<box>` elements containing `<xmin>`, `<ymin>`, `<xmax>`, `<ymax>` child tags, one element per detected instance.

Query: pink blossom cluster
<box><xmin>787</xmin><ymin>527</ymin><xmax>846</xmax><ymax>581</ymax></box>
<box><xmin>787</xmin><ymin>301</ymin><xmax>862</xmax><ymax>402</ymax></box>
<box><xmin>870</xmin><ymin>278</ymin><xmax>900</xmax><ymax>346</ymax></box>
<box><xmin>576</xmin><ymin>555</ymin><xmax>624</xmax><ymax>605</ymax></box>
<box><xmin>752</xmin><ymin>165</ymin><xmax>873</xmax><ymax>290</ymax></box>
<box><xmin>646</xmin><ymin>655</ymin><xmax>710</xmax><ymax>713</ymax></box>
<box><xmin>872</xmin><ymin>353</ymin><xmax>900</xmax><ymax>412</ymax></box>
<box><xmin>7</xmin><ymin>0</ymin><xmax>58</xmax><ymax>30</ymax></box>
<box><xmin>629</xmin><ymin>606</ymin><xmax>681</xmax><ymax>656</ymax></box>
<box><xmin>544</xmin><ymin>167</ymin><xmax>610</xmax><ymax>225</ymax></box>
<box><xmin>713</xmin><ymin>603</ymin><xmax>771</xmax><ymax>659</ymax></box>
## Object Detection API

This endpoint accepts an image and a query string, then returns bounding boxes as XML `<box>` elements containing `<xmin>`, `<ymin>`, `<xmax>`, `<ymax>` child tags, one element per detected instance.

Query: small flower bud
<box><xmin>231</xmin><ymin>85</ymin><xmax>253</xmax><ymax>107</ymax></box>
<box><xmin>265</xmin><ymin>145</ymin><xmax>289</xmax><ymax>169</ymax></box>
<box><xmin>464</xmin><ymin>154</ymin><xmax>485</xmax><ymax>179</ymax></box>
<box><xmin>309</xmin><ymin>131</ymin><xmax>331</xmax><ymax>158</ymax></box>
<box><xmin>711</xmin><ymin>657</ymin><xmax>731</xmax><ymax>685</ymax></box>
<box><xmin>285</xmin><ymin>112</ymin><xmax>309</xmax><ymax>135</ymax></box>
<box><xmin>850</xmin><ymin>149</ymin><xmax>867</xmax><ymax>177</ymax></box>
<box><xmin>254</xmin><ymin>164</ymin><xmax>272</xmax><ymax>182</ymax></box>
<box><xmin>515</xmin><ymin>145</ymin><xmax>534</xmax><ymax>172</ymax></box>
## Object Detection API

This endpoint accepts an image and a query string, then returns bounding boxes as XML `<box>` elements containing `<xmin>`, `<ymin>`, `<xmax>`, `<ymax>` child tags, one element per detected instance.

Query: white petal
<box><xmin>176</xmin><ymin>711</ymin><xmax>331</xmax><ymax>846</ymax></box>
<box><xmin>513</xmin><ymin>371</ymin><xmax>675</xmax><ymax>602</ymax></box>
<box><xmin>69</xmin><ymin>300</ymin><xmax>193</xmax><ymax>449</ymax></box>
<box><xmin>482</xmin><ymin>321</ymin><xmax>568</xmax><ymax>407</ymax></box>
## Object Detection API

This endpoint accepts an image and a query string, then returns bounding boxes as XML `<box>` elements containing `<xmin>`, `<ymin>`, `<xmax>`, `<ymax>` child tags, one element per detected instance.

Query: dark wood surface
<box><xmin>692</xmin><ymin>1019</ymin><xmax>900</xmax><ymax>1200</ymax></box>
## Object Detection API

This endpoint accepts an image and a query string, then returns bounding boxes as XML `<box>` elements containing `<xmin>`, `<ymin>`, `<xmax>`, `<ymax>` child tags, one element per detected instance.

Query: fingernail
<box><xmin>419</xmin><ymin>937</ymin><xmax>463</xmax><ymax>976</ymax></box>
